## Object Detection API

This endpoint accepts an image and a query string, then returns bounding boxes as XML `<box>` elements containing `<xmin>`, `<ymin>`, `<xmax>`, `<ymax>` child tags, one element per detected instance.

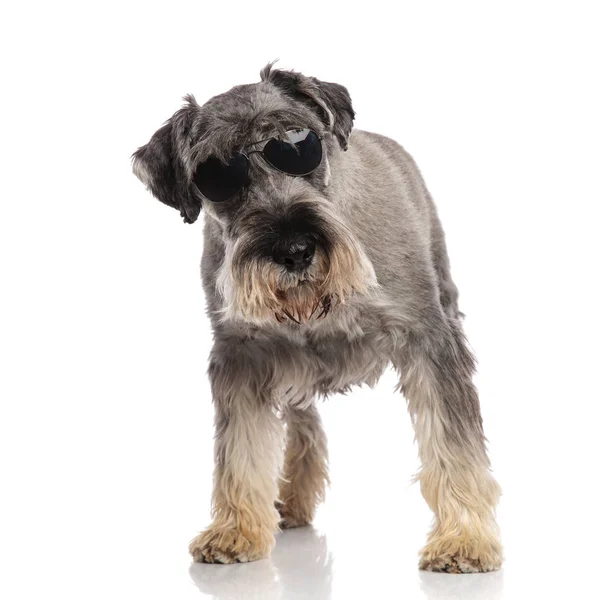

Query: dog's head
<box><xmin>133</xmin><ymin>64</ymin><xmax>376</xmax><ymax>325</ymax></box>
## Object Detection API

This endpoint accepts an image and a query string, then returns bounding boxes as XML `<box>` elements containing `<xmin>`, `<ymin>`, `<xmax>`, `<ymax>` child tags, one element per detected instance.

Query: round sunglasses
<box><xmin>193</xmin><ymin>128</ymin><xmax>323</xmax><ymax>203</ymax></box>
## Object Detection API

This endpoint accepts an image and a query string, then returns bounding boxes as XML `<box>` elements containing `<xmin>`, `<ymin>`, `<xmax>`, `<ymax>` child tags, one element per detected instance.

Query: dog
<box><xmin>132</xmin><ymin>63</ymin><xmax>502</xmax><ymax>573</ymax></box>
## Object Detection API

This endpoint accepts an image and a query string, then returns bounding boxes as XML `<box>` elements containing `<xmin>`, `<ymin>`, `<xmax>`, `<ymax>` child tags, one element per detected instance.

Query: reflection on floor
<box><xmin>190</xmin><ymin>527</ymin><xmax>332</xmax><ymax>600</ymax></box>
<box><xmin>189</xmin><ymin>525</ymin><xmax>504</xmax><ymax>600</ymax></box>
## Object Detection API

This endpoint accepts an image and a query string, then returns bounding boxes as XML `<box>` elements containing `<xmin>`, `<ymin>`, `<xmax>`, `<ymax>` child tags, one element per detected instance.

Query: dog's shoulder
<box><xmin>350</xmin><ymin>129</ymin><xmax>413</xmax><ymax>162</ymax></box>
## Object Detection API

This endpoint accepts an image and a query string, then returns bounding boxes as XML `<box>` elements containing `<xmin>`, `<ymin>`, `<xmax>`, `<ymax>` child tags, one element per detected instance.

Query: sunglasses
<box><xmin>193</xmin><ymin>128</ymin><xmax>323</xmax><ymax>203</ymax></box>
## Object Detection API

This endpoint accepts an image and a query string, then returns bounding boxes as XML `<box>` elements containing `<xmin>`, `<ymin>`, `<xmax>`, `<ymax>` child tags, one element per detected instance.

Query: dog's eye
<box><xmin>193</xmin><ymin>153</ymin><xmax>250</xmax><ymax>203</ymax></box>
<box><xmin>262</xmin><ymin>130</ymin><xmax>323</xmax><ymax>176</ymax></box>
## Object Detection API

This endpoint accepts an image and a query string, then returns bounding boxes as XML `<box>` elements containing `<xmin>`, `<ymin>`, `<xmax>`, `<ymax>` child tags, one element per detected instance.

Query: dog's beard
<box><xmin>217</xmin><ymin>209</ymin><xmax>377</xmax><ymax>326</ymax></box>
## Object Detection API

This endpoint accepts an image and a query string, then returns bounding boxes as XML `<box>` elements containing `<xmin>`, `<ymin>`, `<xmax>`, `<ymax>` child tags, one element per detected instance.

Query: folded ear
<box><xmin>132</xmin><ymin>102</ymin><xmax>202</xmax><ymax>224</ymax></box>
<box><xmin>261</xmin><ymin>64</ymin><xmax>355</xmax><ymax>150</ymax></box>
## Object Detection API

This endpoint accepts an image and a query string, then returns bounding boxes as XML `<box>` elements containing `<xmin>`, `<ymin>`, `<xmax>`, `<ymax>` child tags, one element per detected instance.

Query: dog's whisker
<box><xmin>282</xmin><ymin>308</ymin><xmax>301</xmax><ymax>325</ymax></box>
<box><xmin>313</xmin><ymin>294</ymin><xmax>332</xmax><ymax>320</ymax></box>
<box><xmin>308</xmin><ymin>299</ymin><xmax>321</xmax><ymax>320</ymax></box>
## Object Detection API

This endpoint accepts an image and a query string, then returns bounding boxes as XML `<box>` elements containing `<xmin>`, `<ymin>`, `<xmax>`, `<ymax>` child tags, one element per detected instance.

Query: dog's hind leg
<box><xmin>277</xmin><ymin>402</ymin><xmax>329</xmax><ymax>528</ymax></box>
<box><xmin>395</xmin><ymin>314</ymin><xmax>502</xmax><ymax>573</ymax></box>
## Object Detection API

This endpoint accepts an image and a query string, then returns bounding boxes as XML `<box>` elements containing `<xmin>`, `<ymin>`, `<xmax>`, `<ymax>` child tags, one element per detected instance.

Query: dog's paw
<box><xmin>419</xmin><ymin>536</ymin><xmax>503</xmax><ymax>573</ymax></box>
<box><xmin>279</xmin><ymin>514</ymin><xmax>310</xmax><ymax>529</ymax></box>
<box><xmin>189</xmin><ymin>527</ymin><xmax>273</xmax><ymax>564</ymax></box>
<box><xmin>419</xmin><ymin>553</ymin><xmax>499</xmax><ymax>573</ymax></box>
<box><xmin>276</xmin><ymin>500</ymin><xmax>311</xmax><ymax>529</ymax></box>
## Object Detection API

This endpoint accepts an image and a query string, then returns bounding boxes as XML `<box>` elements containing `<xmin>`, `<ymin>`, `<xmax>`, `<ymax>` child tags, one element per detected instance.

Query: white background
<box><xmin>1</xmin><ymin>1</ymin><xmax>599</xmax><ymax>598</ymax></box>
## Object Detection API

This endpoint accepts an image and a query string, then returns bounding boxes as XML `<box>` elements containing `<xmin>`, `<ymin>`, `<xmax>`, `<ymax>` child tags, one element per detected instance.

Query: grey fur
<box><xmin>132</xmin><ymin>64</ymin><xmax>502</xmax><ymax>570</ymax></box>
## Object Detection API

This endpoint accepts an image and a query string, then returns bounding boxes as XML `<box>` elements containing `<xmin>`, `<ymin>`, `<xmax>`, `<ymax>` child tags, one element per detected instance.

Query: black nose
<box><xmin>272</xmin><ymin>235</ymin><xmax>316</xmax><ymax>271</ymax></box>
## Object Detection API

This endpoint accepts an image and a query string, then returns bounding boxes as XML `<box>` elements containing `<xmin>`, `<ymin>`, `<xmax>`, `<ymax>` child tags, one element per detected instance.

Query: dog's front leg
<box><xmin>396</xmin><ymin>319</ymin><xmax>502</xmax><ymax>573</ymax></box>
<box><xmin>189</xmin><ymin>354</ymin><xmax>284</xmax><ymax>564</ymax></box>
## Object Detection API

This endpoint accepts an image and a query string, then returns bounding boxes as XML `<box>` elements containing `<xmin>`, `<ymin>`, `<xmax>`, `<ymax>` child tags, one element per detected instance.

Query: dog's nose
<box><xmin>272</xmin><ymin>235</ymin><xmax>316</xmax><ymax>271</ymax></box>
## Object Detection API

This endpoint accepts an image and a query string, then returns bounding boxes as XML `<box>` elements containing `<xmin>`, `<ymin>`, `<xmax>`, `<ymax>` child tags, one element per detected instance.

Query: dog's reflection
<box><xmin>189</xmin><ymin>526</ymin><xmax>333</xmax><ymax>600</ymax></box>
<box><xmin>419</xmin><ymin>568</ymin><xmax>504</xmax><ymax>600</ymax></box>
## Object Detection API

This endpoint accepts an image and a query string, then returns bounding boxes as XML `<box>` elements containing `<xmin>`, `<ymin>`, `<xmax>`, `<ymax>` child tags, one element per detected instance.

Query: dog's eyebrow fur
<box><xmin>186</xmin><ymin>103</ymin><xmax>323</xmax><ymax>166</ymax></box>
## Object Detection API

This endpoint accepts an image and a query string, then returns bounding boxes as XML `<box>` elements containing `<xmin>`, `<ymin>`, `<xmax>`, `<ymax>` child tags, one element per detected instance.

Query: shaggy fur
<box><xmin>278</xmin><ymin>403</ymin><xmax>330</xmax><ymax>529</ymax></box>
<box><xmin>132</xmin><ymin>63</ymin><xmax>502</xmax><ymax>572</ymax></box>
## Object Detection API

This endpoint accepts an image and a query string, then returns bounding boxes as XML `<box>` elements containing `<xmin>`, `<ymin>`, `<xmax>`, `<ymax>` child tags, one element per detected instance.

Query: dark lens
<box><xmin>262</xmin><ymin>129</ymin><xmax>322</xmax><ymax>176</ymax></box>
<box><xmin>193</xmin><ymin>153</ymin><xmax>248</xmax><ymax>202</ymax></box>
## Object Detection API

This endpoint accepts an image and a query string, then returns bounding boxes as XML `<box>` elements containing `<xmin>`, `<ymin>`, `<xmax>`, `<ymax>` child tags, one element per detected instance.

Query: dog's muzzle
<box><xmin>216</xmin><ymin>201</ymin><xmax>378</xmax><ymax>326</ymax></box>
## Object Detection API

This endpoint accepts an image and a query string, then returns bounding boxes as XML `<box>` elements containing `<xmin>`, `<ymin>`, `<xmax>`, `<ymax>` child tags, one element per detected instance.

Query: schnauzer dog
<box><xmin>132</xmin><ymin>64</ymin><xmax>502</xmax><ymax>573</ymax></box>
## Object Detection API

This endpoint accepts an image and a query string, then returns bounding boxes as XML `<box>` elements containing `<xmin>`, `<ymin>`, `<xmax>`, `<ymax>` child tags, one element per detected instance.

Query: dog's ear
<box><xmin>261</xmin><ymin>65</ymin><xmax>355</xmax><ymax>151</ymax></box>
<box><xmin>132</xmin><ymin>101</ymin><xmax>202</xmax><ymax>224</ymax></box>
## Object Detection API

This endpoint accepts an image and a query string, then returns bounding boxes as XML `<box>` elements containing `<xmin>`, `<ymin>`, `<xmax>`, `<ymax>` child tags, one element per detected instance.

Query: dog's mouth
<box><xmin>274</xmin><ymin>293</ymin><xmax>334</xmax><ymax>325</ymax></box>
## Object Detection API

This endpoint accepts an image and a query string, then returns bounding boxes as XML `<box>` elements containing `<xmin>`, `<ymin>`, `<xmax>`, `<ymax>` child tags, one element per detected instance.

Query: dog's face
<box><xmin>133</xmin><ymin>65</ymin><xmax>376</xmax><ymax>325</ymax></box>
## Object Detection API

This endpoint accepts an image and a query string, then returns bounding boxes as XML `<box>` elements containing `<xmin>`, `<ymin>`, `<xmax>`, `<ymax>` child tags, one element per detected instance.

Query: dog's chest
<box><xmin>281</xmin><ymin>303</ymin><xmax>393</xmax><ymax>398</ymax></box>
<box><xmin>312</xmin><ymin>333</ymin><xmax>391</xmax><ymax>396</ymax></box>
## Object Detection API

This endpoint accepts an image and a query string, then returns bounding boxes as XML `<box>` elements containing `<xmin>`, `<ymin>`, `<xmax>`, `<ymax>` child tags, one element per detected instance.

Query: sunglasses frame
<box><xmin>195</xmin><ymin>128</ymin><xmax>324</xmax><ymax>203</ymax></box>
